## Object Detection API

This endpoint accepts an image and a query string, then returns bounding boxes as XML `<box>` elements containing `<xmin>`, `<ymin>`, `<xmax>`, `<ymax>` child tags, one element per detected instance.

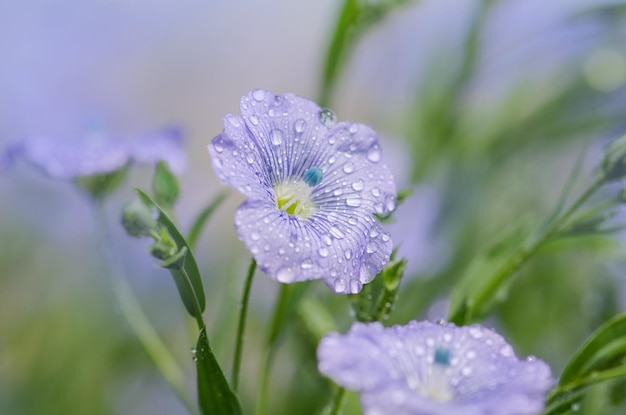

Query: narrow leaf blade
<box><xmin>196</xmin><ymin>328</ymin><xmax>242</xmax><ymax>415</ymax></box>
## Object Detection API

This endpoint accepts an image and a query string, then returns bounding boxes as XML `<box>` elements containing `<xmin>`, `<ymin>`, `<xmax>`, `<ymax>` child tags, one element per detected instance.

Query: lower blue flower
<box><xmin>208</xmin><ymin>90</ymin><xmax>397</xmax><ymax>294</ymax></box>
<box><xmin>318</xmin><ymin>321</ymin><xmax>554</xmax><ymax>415</ymax></box>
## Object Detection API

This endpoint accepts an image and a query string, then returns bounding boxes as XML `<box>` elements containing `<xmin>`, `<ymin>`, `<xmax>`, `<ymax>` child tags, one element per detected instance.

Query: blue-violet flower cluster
<box><xmin>208</xmin><ymin>90</ymin><xmax>396</xmax><ymax>294</ymax></box>
<box><xmin>318</xmin><ymin>321</ymin><xmax>553</xmax><ymax>415</ymax></box>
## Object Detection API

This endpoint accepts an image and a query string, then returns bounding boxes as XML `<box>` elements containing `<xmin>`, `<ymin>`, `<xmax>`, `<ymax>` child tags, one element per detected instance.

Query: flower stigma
<box><xmin>275</xmin><ymin>167</ymin><xmax>323</xmax><ymax>218</ymax></box>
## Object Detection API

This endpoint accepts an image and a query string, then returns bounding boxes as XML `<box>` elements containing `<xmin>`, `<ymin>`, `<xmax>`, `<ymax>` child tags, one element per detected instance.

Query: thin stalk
<box><xmin>328</xmin><ymin>387</ymin><xmax>346</xmax><ymax>415</ymax></box>
<box><xmin>177</xmin><ymin>265</ymin><xmax>206</xmax><ymax>331</ymax></box>
<box><xmin>255</xmin><ymin>284</ymin><xmax>293</xmax><ymax>415</ymax></box>
<box><xmin>231</xmin><ymin>258</ymin><xmax>257</xmax><ymax>391</ymax></box>
<box><xmin>94</xmin><ymin>201</ymin><xmax>197</xmax><ymax>415</ymax></box>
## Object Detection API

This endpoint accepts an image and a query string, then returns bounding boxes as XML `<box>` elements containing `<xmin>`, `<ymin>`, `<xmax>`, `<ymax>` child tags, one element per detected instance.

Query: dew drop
<box><xmin>350</xmin><ymin>280</ymin><xmax>362</xmax><ymax>294</ymax></box>
<box><xmin>351</xmin><ymin>180</ymin><xmax>365</xmax><ymax>191</ymax></box>
<box><xmin>570</xmin><ymin>403</ymin><xmax>580</xmax><ymax>412</ymax></box>
<box><xmin>381</xmin><ymin>233</ymin><xmax>390</xmax><ymax>242</ymax></box>
<box><xmin>276</xmin><ymin>267</ymin><xmax>293</xmax><ymax>283</ymax></box>
<box><xmin>346</xmin><ymin>198</ymin><xmax>361</xmax><ymax>207</ymax></box>
<box><xmin>367</xmin><ymin>145</ymin><xmax>381</xmax><ymax>163</ymax></box>
<box><xmin>333</xmin><ymin>188</ymin><xmax>343</xmax><ymax>196</ymax></box>
<box><xmin>369</xmin><ymin>227</ymin><xmax>380</xmax><ymax>238</ymax></box>
<box><xmin>462</xmin><ymin>366</ymin><xmax>473</xmax><ymax>376</ymax></box>
<box><xmin>294</xmin><ymin>119</ymin><xmax>306</xmax><ymax>133</ymax></box>
<box><xmin>322</xmin><ymin>234</ymin><xmax>333</xmax><ymax>246</ymax></box>
<box><xmin>252</xmin><ymin>89</ymin><xmax>266</xmax><ymax>101</ymax></box>
<box><xmin>328</xmin><ymin>155</ymin><xmax>336</xmax><ymax>164</ymax></box>
<box><xmin>366</xmin><ymin>242</ymin><xmax>377</xmax><ymax>254</ymax></box>
<box><xmin>500</xmin><ymin>345</ymin><xmax>513</xmax><ymax>357</ymax></box>
<box><xmin>251</xmin><ymin>231</ymin><xmax>260</xmax><ymax>241</ymax></box>
<box><xmin>334</xmin><ymin>278</ymin><xmax>347</xmax><ymax>293</ymax></box>
<box><xmin>468</xmin><ymin>327</ymin><xmax>483</xmax><ymax>339</ymax></box>
<box><xmin>213</xmin><ymin>141</ymin><xmax>224</xmax><ymax>153</ymax></box>
<box><xmin>319</xmin><ymin>108</ymin><xmax>337</xmax><ymax>127</ymax></box>
<box><xmin>348</xmin><ymin>217</ymin><xmax>358</xmax><ymax>225</ymax></box>
<box><xmin>349</xmin><ymin>124</ymin><xmax>358</xmax><ymax>134</ymax></box>
<box><xmin>342</xmin><ymin>162</ymin><xmax>354</xmax><ymax>174</ymax></box>
<box><xmin>435</xmin><ymin>319</ymin><xmax>446</xmax><ymax>325</ymax></box>
<box><xmin>246</xmin><ymin>153</ymin><xmax>255</xmax><ymax>164</ymax></box>
<box><xmin>385</xmin><ymin>196</ymin><xmax>396</xmax><ymax>212</ymax></box>
<box><xmin>330</xmin><ymin>226</ymin><xmax>345</xmax><ymax>239</ymax></box>
<box><xmin>270</xmin><ymin>129</ymin><xmax>283</xmax><ymax>145</ymax></box>
<box><xmin>466</xmin><ymin>350</ymin><xmax>476</xmax><ymax>359</ymax></box>
<box><xmin>344</xmin><ymin>249</ymin><xmax>352</xmax><ymax>260</ymax></box>
<box><xmin>318</xmin><ymin>247</ymin><xmax>329</xmax><ymax>258</ymax></box>
<box><xmin>371</xmin><ymin>187</ymin><xmax>381</xmax><ymax>197</ymax></box>
<box><xmin>249</xmin><ymin>115</ymin><xmax>259</xmax><ymax>126</ymax></box>
<box><xmin>526</xmin><ymin>355</ymin><xmax>536</xmax><ymax>362</ymax></box>
<box><xmin>300</xmin><ymin>259</ymin><xmax>313</xmax><ymax>269</ymax></box>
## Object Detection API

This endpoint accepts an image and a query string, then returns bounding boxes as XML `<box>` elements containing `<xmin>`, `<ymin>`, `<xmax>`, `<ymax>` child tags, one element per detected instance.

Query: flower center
<box><xmin>416</xmin><ymin>347</ymin><xmax>453</xmax><ymax>402</ymax></box>
<box><xmin>275</xmin><ymin>167</ymin><xmax>322</xmax><ymax>218</ymax></box>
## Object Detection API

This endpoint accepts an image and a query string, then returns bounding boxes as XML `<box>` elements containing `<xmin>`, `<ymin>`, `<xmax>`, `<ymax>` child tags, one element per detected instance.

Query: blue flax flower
<box><xmin>5</xmin><ymin>126</ymin><xmax>185</xmax><ymax>179</ymax></box>
<box><xmin>318</xmin><ymin>321</ymin><xmax>553</xmax><ymax>415</ymax></box>
<box><xmin>208</xmin><ymin>90</ymin><xmax>396</xmax><ymax>294</ymax></box>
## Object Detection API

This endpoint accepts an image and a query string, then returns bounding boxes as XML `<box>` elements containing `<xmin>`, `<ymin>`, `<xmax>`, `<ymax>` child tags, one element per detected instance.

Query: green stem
<box><xmin>255</xmin><ymin>284</ymin><xmax>293</xmax><ymax>415</ymax></box>
<box><xmin>94</xmin><ymin>201</ymin><xmax>197</xmax><ymax>415</ymax></box>
<box><xmin>328</xmin><ymin>387</ymin><xmax>346</xmax><ymax>415</ymax></box>
<box><xmin>231</xmin><ymin>258</ymin><xmax>257</xmax><ymax>392</ymax></box>
<box><xmin>460</xmin><ymin>177</ymin><xmax>605</xmax><ymax>324</ymax></box>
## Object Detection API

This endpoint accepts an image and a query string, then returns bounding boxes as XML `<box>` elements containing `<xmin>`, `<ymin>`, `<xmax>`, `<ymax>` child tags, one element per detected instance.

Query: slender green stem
<box><xmin>467</xmin><ymin>177</ymin><xmax>605</xmax><ymax>321</ymax></box>
<box><xmin>94</xmin><ymin>201</ymin><xmax>197</xmax><ymax>415</ymax></box>
<box><xmin>328</xmin><ymin>387</ymin><xmax>346</xmax><ymax>415</ymax></box>
<box><xmin>231</xmin><ymin>258</ymin><xmax>257</xmax><ymax>392</ymax></box>
<box><xmin>255</xmin><ymin>284</ymin><xmax>293</xmax><ymax>415</ymax></box>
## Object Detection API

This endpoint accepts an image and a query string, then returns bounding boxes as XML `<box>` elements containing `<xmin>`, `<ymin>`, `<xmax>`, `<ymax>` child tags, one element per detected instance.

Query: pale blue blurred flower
<box><xmin>318</xmin><ymin>321</ymin><xmax>553</xmax><ymax>415</ymax></box>
<box><xmin>5</xmin><ymin>126</ymin><xmax>186</xmax><ymax>179</ymax></box>
<box><xmin>208</xmin><ymin>90</ymin><xmax>396</xmax><ymax>294</ymax></box>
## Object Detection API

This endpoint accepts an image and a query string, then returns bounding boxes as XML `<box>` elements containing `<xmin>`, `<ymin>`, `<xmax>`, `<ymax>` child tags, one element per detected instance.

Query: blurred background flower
<box><xmin>2</xmin><ymin>0</ymin><xmax>626</xmax><ymax>414</ymax></box>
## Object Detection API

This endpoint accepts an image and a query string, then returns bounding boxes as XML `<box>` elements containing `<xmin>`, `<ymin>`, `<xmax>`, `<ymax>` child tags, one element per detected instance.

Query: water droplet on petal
<box><xmin>466</xmin><ymin>350</ymin><xmax>476</xmax><ymax>359</ymax></box>
<box><xmin>369</xmin><ymin>227</ymin><xmax>380</xmax><ymax>238</ymax></box>
<box><xmin>319</xmin><ymin>108</ymin><xmax>337</xmax><ymax>127</ymax></box>
<box><xmin>213</xmin><ymin>142</ymin><xmax>224</xmax><ymax>153</ymax></box>
<box><xmin>318</xmin><ymin>247</ymin><xmax>329</xmax><ymax>258</ymax></box>
<box><xmin>371</xmin><ymin>187</ymin><xmax>381</xmax><ymax>197</ymax></box>
<box><xmin>300</xmin><ymin>259</ymin><xmax>313</xmax><ymax>269</ymax></box>
<box><xmin>436</xmin><ymin>319</ymin><xmax>447</xmax><ymax>325</ymax></box>
<box><xmin>526</xmin><ymin>355</ymin><xmax>536</xmax><ymax>362</ymax></box>
<box><xmin>367</xmin><ymin>145</ymin><xmax>381</xmax><ymax>163</ymax></box>
<box><xmin>252</xmin><ymin>89</ymin><xmax>266</xmax><ymax>101</ymax></box>
<box><xmin>251</xmin><ymin>231</ymin><xmax>260</xmax><ymax>241</ymax></box>
<box><xmin>330</xmin><ymin>226</ymin><xmax>345</xmax><ymax>239</ymax></box>
<box><xmin>276</xmin><ymin>267</ymin><xmax>293</xmax><ymax>283</ymax></box>
<box><xmin>249</xmin><ymin>115</ymin><xmax>259</xmax><ymax>126</ymax></box>
<box><xmin>294</xmin><ymin>119</ymin><xmax>306</xmax><ymax>133</ymax></box>
<box><xmin>366</xmin><ymin>242</ymin><xmax>377</xmax><ymax>254</ymax></box>
<box><xmin>333</xmin><ymin>188</ymin><xmax>343</xmax><ymax>196</ymax></box>
<box><xmin>343</xmin><ymin>162</ymin><xmax>354</xmax><ymax>174</ymax></box>
<box><xmin>500</xmin><ymin>345</ymin><xmax>513</xmax><ymax>357</ymax></box>
<box><xmin>270</xmin><ymin>129</ymin><xmax>283</xmax><ymax>145</ymax></box>
<box><xmin>246</xmin><ymin>153</ymin><xmax>255</xmax><ymax>164</ymax></box>
<box><xmin>385</xmin><ymin>196</ymin><xmax>396</xmax><ymax>212</ymax></box>
<box><xmin>469</xmin><ymin>327</ymin><xmax>483</xmax><ymax>339</ymax></box>
<box><xmin>381</xmin><ymin>233</ymin><xmax>390</xmax><ymax>242</ymax></box>
<box><xmin>351</xmin><ymin>180</ymin><xmax>364</xmax><ymax>191</ymax></box>
<box><xmin>344</xmin><ymin>249</ymin><xmax>352</xmax><ymax>260</ymax></box>
<box><xmin>349</xmin><ymin>124</ymin><xmax>358</xmax><ymax>134</ymax></box>
<box><xmin>334</xmin><ymin>278</ymin><xmax>346</xmax><ymax>293</ymax></box>
<box><xmin>462</xmin><ymin>366</ymin><xmax>473</xmax><ymax>376</ymax></box>
<box><xmin>350</xmin><ymin>280</ymin><xmax>362</xmax><ymax>294</ymax></box>
<box><xmin>322</xmin><ymin>234</ymin><xmax>333</xmax><ymax>245</ymax></box>
<box><xmin>328</xmin><ymin>155</ymin><xmax>336</xmax><ymax>164</ymax></box>
<box><xmin>346</xmin><ymin>197</ymin><xmax>361</xmax><ymax>207</ymax></box>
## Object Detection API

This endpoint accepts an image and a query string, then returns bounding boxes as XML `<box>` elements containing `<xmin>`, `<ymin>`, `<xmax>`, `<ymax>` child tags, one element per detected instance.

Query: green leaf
<box><xmin>152</xmin><ymin>160</ymin><xmax>180</xmax><ymax>210</ymax></box>
<box><xmin>195</xmin><ymin>328</ymin><xmax>242</xmax><ymax>415</ymax></box>
<box><xmin>560</xmin><ymin>313</ymin><xmax>626</xmax><ymax>388</ymax></box>
<box><xmin>136</xmin><ymin>188</ymin><xmax>206</xmax><ymax>317</ymax></box>
<box><xmin>448</xmin><ymin>217</ymin><xmax>534</xmax><ymax>325</ymax></box>
<box><xmin>187</xmin><ymin>191</ymin><xmax>229</xmax><ymax>249</ymax></box>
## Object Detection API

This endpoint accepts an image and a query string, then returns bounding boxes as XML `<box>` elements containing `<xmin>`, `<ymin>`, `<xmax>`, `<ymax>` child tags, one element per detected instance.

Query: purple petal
<box><xmin>318</xmin><ymin>321</ymin><xmax>553</xmax><ymax>415</ymax></box>
<box><xmin>130</xmin><ymin>127</ymin><xmax>187</xmax><ymax>175</ymax></box>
